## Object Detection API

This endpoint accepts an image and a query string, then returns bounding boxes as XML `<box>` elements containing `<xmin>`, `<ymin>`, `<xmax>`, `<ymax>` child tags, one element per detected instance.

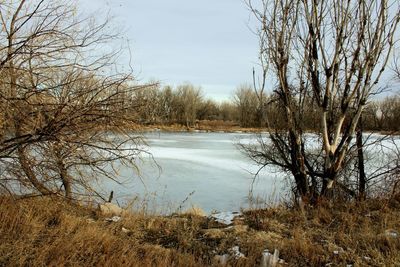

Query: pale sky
<box><xmin>80</xmin><ymin>0</ymin><xmax>260</xmax><ymax>101</ymax></box>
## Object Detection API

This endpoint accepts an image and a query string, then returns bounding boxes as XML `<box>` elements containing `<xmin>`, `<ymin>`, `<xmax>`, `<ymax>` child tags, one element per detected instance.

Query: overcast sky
<box><xmin>79</xmin><ymin>0</ymin><xmax>260</xmax><ymax>101</ymax></box>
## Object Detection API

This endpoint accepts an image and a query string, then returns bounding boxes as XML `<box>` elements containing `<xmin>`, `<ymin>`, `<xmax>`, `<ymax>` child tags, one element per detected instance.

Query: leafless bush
<box><xmin>0</xmin><ymin>0</ymin><xmax>152</xmax><ymax>200</ymax></box>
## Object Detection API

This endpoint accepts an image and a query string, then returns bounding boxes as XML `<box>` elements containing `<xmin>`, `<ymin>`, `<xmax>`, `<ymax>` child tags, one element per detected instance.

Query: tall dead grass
<box><xmin>244</xmin><ymin>196</ymin><xmax>400</xmax><ymax>266</ymax></box>
<box><xmin>0</xmin><ymin>197</ymin><xmax>203</xmax><ymax>267</ymax></box>
<box><xmin>1</xmin><ymin>195</ymin><xmax>400</xmax><ymax>266</ymax></box>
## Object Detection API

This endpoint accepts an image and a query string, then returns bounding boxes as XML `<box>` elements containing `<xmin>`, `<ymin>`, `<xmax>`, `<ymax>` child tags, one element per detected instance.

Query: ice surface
<box><xmin>102</xmin><ymin>132</ymin><xmax>399</xmax><ymax>214</ymax></box>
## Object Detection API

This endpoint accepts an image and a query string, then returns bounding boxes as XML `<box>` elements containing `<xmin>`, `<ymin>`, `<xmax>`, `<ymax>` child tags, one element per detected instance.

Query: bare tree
<box><xmin>219</xmin><ymin>101</ymin><xmax>238</xmax><ymax>122</ymax></box>
<box><xmin>245</xmin><ymin>0</ymin><xmax>400</xmax><ymax>201</ymax></box>
<box><xmin>233</xmin><ymin>84</ymin><xmax>260</xmax><ymax>127</ymax></box>
<box><xmin>174</xmin><ymin>83</ymin><xmax>203</xmax><ymax>128</ymax></box>
<box><xmin>0</xmin><ymin>0</ymin><xmax>150</xmax><ymax>200</ymax></box>
<box><xmin>197</xmin><ymin>99</ymin><xmax>220</xmax><ymax>121</ymax></box>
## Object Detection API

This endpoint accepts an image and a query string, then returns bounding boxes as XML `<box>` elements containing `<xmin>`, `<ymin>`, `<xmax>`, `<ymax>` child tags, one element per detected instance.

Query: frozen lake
<box><xmin>100</xmin><ymin>132</ymin><xmax>399</xmax><ymax>214</ymax></box>
<box><xmin>103</xmin><ymin>132</ymin><xmax>286</xmax><ymax>213</ymax></box>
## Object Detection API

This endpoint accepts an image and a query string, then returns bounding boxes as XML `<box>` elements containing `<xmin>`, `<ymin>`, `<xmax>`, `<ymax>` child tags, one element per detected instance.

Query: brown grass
<box><xmin>244</xmin><ymin>197</ymin><xmax>400</xmax><ymax>266</ymax></box>
<box><xmin>1</xmin><ymin>196</ymin><xmax>400</xmax><ymax>266</ymax></box>
<box><xmin>0</xmin><ymin>197</ymin><xmax>203</xmax><ymax>267</ymax></box>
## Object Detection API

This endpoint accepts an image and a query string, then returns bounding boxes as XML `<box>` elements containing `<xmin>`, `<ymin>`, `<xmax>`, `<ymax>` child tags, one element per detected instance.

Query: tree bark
<box><xmin>18</xmin><ymin>146</ymin><xmax>52</xmax><ymax>195</ymax></box>
<box><xmin>54</xmin><ymin>146</ymin><xmax>72</xmax><ymax>199</ymax></box>
<box><xmin>356</xmin><ymin>115</ymin><xmax>366</xmax><ymax>200</ymax></box>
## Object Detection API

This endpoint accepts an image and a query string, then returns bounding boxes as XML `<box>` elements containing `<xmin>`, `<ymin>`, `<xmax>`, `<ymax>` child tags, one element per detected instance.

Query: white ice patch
<box><xmin>147</xmin><ymin>146</ymin><xmax>250</xmax><ymax>172</ymax></box>
<box><xmin>105</xmin><ymin>216</ymin><xmax>121</xmax><ymax>222</ymax></box>
<box><xmin>210</xmin><ymin>211</ymin><xmax>241</xmax><ymax>225</ymax></box>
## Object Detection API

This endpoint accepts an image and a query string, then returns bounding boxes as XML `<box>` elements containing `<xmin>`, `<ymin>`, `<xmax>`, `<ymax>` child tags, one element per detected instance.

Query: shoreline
<box><xmin>133</xmin><ymin>123</ymin><xmax>267</xmax><ymax>134</ymax></box>
<box><xmin>132</xmin><ymin>123</ymin><xmax>399</xmax><ymax>136</ymax></box>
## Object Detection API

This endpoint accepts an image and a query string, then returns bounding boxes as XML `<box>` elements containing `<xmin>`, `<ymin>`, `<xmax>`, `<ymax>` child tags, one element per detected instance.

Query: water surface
<box><xmin>105</xmin><ymin>132</ymin><xmax>285</xmax><ymax>213</ymax></box>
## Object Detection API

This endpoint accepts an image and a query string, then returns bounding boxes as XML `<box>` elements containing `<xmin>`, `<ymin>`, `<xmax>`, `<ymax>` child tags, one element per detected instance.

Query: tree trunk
<box><xmin>18</xmin><ymin>146</ymin><xmax>52</xmax><ymax>195</ymax></box>
<box><xmin>294</xmin><ymin>173</ymin><xmax>309</xmax><ymax>199</ymax></box>
<box><xmin>289</xmin><ymin>130</ymin><xmax>309</xmax><ymax>199</ymax></box>
<box><xmin>60</xmin><ymin>166</ymin><xmax>72</xmax><ymax>199</ymax></box>
<box><xmin>54</xmin><ymin>146</ymin><xmax>72</xmax><ymax>199</ymax></box>
<box><xmin>356</xmin><ymin>116</ymin><xmax>366</xmax><ymax>200</ymax></box>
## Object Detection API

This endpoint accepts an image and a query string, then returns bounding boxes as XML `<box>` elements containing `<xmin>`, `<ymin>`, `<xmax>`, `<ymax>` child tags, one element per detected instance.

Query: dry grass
<box><xmin>1</xmin><ymin>196</ymin><xmax>400</xmax><ymax>266</ymax></box>
<box><xmin>0</xmin><ymin>197</ymin><xmax>203</xmax><ymax>267</ymax></box>
<box><xmin>244</xmin><ymin>197</ymin><xmax>400</xmax><ymax>266</ymax></box>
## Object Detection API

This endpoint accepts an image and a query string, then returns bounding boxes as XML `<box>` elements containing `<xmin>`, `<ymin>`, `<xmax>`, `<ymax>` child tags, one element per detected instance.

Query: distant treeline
<box><xmin>131</xmin><ymin>83</ymin><xmax>400</xmax><ymax>132</ymax></box>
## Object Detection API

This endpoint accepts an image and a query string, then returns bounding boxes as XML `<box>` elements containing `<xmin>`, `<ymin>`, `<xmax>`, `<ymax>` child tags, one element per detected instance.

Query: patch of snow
<box><xmin>230</xmin><ymin>246</ymin><xmax>245</xmax><ymax>259</ymax></box>
<box><xmin>333</xmin><ymin>246</ymin><xmax>344</xmax><ymax>255</ymax></box>
<box><xmin>99</xmin><ymin>202</ymin><xmax>124</xmax><ymax>216</ymax></box>
<box><xmin>122</xmin><ymin>227</ymin><xmax>131</xmax><ymax>233</ymax></box>
<box><xmin>210</xmin><ymin>211</ymin><xmax>241</xmax><ymax>225</ymax></box>
<box><xmin>105</xmin><ymin>216</ymin><xmax>121</xmax><ymax>222</ymax></box>
<box><xmin>261</xmin><ymin>249</ymin><xmax>281</xmax><ymax>267</ymax></box>
<box><xmin>385</xmin><ymin>229</ymin><xmax>399</xmax><ymax>238</ymax></box>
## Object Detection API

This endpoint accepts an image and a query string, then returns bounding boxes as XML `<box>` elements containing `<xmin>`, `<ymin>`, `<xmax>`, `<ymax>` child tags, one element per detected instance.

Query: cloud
<box><xmin>78</xmin><ymin>0</ymin><xmax>259</xmax><ymax>99</ymax></box>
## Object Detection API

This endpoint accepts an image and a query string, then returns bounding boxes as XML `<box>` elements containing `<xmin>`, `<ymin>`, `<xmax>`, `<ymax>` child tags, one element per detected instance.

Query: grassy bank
<box><xmin>1</xmin><ymin>196</ymin><xmax>400</xmax><ymax>266</ymax></box>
